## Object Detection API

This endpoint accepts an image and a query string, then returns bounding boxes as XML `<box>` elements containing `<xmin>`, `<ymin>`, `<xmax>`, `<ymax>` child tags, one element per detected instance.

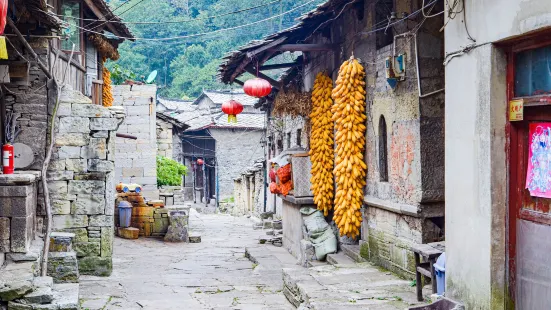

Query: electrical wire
<box><xmin>54</xmin><ymin>0</ymin><xmax>283</xmax><ymax>25</ymax></box>
<box><xmin>422</xmin><ymin>0</ymin><xmax>443</xmax><ymax>18</ymax></box>
<box><xmin>69</xmin><ymin>0</ymin><xmax>319</xmax><ymax>41</ymax></box>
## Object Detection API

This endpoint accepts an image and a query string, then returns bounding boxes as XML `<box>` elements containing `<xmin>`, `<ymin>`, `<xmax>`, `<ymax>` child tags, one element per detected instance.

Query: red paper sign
<box><xmin>526</xmin><ymin>122</ymin><xmax>551</xmax><ymax>198</ymax></box>
<box><xmin>0</xmin><ymin>0</ymin><xmax>7</xmax><ymax>35</ymax></box>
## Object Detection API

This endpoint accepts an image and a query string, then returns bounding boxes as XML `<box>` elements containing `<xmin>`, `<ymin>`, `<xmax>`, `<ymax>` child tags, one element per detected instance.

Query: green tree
<box><xmin>157</xmin><ymin>156</ymin><xmax>188</xmax><ymax>186</ymax></box>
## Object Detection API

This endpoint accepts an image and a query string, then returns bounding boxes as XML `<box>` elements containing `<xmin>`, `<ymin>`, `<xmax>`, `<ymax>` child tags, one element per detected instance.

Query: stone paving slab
<box><xmin>284</xmin><ymin>262</ymin><xmax>428</xmax><ymax>310</ymax></box>
<box><xmin>79</xmin><ymin>209</ymin><xmax>296</xmax><ymax>309</ymax></box>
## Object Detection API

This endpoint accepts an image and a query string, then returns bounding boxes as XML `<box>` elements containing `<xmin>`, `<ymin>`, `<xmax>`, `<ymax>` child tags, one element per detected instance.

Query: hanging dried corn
<box><xmin>309</xmin><ymin>72</ymin><xmax>334</xmax><ymax>216</ymax></box>
<box><xmin>331</xmin><ymin>55</ymin><xmax>367</xmax><ymax>239</ymax></box>
<box><xmin>102</xmin><ymin>64</ymin><xmax>113</xmax><ymax>107</ymax></box>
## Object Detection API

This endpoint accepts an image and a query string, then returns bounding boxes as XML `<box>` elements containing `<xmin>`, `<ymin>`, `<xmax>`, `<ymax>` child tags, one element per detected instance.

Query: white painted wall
<box><xmin>445</xmin><ymin>0</ymin><xmax>551</xmax><ymax>308</ymax></box>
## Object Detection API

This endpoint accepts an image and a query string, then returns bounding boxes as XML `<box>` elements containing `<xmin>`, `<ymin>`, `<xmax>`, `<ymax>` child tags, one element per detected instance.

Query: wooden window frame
<box><xmin>59</xmin><ymin>0</ymin><xmax>85</xmax><ymax>55</ymax></box>
<box><xmin>378</xmin><ymin>115</ymin><xmax>388</xmax><ymax>182</ymax></box>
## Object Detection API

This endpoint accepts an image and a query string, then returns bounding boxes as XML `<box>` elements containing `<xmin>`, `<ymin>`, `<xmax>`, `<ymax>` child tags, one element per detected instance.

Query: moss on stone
<box><xmin>78</xmin><ymin>256</ymin><xmax>112</xmax><ymax>276</ymax></box>
<box><xmin>359</xmin><ymin>242</ymin><xmax>369</xmax><ymax>260</ymax></box>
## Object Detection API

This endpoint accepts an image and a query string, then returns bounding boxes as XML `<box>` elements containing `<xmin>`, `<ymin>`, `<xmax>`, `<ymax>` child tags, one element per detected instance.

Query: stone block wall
<box><xmin>0</xmin><ymin>175</ymin><xmax>38</xmax><ymax>263</ymax></box>
<box><xmin>47</xmin><ymin>87</ymin><xmax>122</xmax><ymax>276</ymax></box>
<box><xmin>232</xmin><ymin>160</ymin><xmax>264</xmax><ymax>216</ymax></box>
<box><xmin>113</xmin><ymin>85</ymin><xmax>158</xmax><ymax>200</ymax></box>
<box><xmin>156</xmin><ymin>119</ymin><xmax>173</xmax><ymax>159</ymax></box>
<box><xmin>209</xmin><ymin>128</ymin><xmax>265</xmax><ymax>199</ymax></box>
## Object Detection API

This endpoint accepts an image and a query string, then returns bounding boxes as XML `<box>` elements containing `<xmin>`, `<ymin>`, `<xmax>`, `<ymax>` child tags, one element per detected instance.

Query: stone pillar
<box><xmin>49</xmin><ymin>87</ymin><xmax>123</xmax><ymax>276</ymax></box>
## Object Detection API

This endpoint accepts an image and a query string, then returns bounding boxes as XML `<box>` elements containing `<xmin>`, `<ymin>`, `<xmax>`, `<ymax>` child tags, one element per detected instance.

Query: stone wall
<box><xmin>113</xmin><ymin>85</ymin><xmax>158</xmax><ymax>199</ymax></box>
<box><xmin>232</xmin><ymin>160</ymin><xmax>264</xmax><ymax>216</ymax></box>
<box><xmin>48</xmin><ymin>87</ymin><xmax>122</xmax><ymax>276</ymax></box>
<box><xmin>209</xmin><ymin>128</ymin><xmax>265</xmax><ymax>199</ymax></box>
<box><xmin>156</xmin><ymin>119</ymin><xmax>173</xmax><ymax>159</ymax></box>
<box><xmin>209</xmin><ymin>128</ymin><xmax>264</xmax><ymax>200</ymax></box>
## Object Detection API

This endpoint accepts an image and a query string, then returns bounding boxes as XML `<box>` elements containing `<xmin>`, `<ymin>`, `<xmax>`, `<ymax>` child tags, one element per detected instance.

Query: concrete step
<box><xmin>326</xmin><ymin>252</ymin><xmax>356</xmax><ymax>266</ymax></box>
<box><xmin>341</xmin><ymin>244</ymin><xmax>367</xmax><ymax>263</ymax></box>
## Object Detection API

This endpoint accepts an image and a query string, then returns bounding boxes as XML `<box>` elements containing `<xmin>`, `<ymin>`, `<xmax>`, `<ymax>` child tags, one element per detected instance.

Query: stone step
<box><xmin>326</xmin><ymin>252</ymin><xmax>356</xmax><ymax>266</ymax></box>
<box><xmin>341</xmin><ymin>244</ymin><xmax>367</xmax><ymax>263</ymax></box>
<box><xmin>18</xmin><ymin>286</ymin><xmax>54</xmax><ymax>304</ymax></box>
<box><xmin>47</xmin><ymin>252</ymin><xmax>79</xmax><ymax>284</ymax></box>
<box><xmin>7</xmin><ymin>283</ymin><xmax>79</xmax><ymax>310</ymax></box>
<box><xmin>6</xmin><ymin>239</ymin><xmax>43</xmax><ymax>263</ymax></box>
<box><xmin>49</xmin><ymin>232</ymin><xmax>76</xmax><ymax>253</ymax></box>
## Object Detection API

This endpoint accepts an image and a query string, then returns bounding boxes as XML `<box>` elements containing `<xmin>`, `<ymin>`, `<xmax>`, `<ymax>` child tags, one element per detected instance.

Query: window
<box><xmin>296</xmin><ymin>129</ymin><xmax>302</xmax><ymax>147</ymax></box>
<box><xmin>277</xmin><ymin>139</ymin><xmax>283</xmax><ymax>153</ymax></box>
<box><xmin>514</xmin><ymin>44</ymin><xmax>551</xmax><ymax>97</ymax></box>
<box><xmin>379</xmin><ymin>116</ymin><xmax>388</xmax><ymax>182</ymax></box>
<box><xmin>287</xmin><ymin>132</ymin><xmax>291</xmax><ymax>148</ymax></box>
<box><xmin>375</xmin><ymin>0</ymin><xmax>394</xmax><ymax>49</ymax></box>
<box><xmin>61</xmin><ymin>1</ymin><xmax>81</xmax><ymax>51</ymax></box>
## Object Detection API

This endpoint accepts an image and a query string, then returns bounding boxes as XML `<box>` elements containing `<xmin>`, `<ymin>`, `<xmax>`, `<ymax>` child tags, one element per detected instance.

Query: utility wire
<box><xmin>54</xmin><ymin>0</ymin><xmax>283</xmax><ymax>25</ymax></box>
<box><xmin>69</xmin><ymin>0</ymin><xmax>319</xmax><ymax>41</ymax></box>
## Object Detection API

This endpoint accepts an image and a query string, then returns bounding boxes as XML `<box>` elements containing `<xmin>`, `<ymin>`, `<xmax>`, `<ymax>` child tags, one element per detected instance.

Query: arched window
<box><xmin>379</xmin><ymin>116</ymin><xmax>388</xmax><ymax>182</ymax></box>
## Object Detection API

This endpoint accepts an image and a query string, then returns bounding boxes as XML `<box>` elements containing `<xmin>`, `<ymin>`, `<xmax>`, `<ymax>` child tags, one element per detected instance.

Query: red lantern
<box><xmin>269</xmin><ymin>168</ymin><xmax>276</xmax><ymax>182</ymax></box>
<box><xmin>197</xmin><ymin>158</ymin><xmax>204</xmax><ymax>166</ymax></box>
<box><xmin>221</xmin><ymin>99</ymin><xmax>243</xmax><ymax>123</ymax></box>
<box><xmin>243</xmin><ymin>78</ymin><xmax>272</xmax><ymax>98</ymax></box>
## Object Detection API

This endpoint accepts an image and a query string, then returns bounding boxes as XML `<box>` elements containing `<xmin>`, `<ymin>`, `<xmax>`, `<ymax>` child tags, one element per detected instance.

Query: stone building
<box><xmin>157</xmin><ymin>91</ymin><xmax>265</xmax><ymax>205</ymax></box>
<box><xmin>218</xmin><ymin>0</ymin><xmax>445</xmax><ymax>277</ymax></box>
<box><xmin>113</xmin><ymin>85</ymin><xmax>159</xmax><ymax>199</ymax></box>
<box><xmin>0</xmin><ymin>0</ymin><xmax>133</xmax><ymax>307</ymax></box>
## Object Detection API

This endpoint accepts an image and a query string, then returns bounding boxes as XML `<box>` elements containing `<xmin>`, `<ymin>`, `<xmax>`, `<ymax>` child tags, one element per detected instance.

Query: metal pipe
<box><xmin>414</xmin><ymin>33</ymin><xmax>445</xmax><ymax>98</ymax></box>
<box><xmin>116</xmin><ymin>133</ymin><xmax>137</xmax><ymax>139</ymax></box>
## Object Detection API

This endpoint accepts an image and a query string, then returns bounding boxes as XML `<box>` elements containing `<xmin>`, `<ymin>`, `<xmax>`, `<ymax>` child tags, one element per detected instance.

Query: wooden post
<box><xmin>202</xmin><ymin>163</ymin><xmax>208</xmax><ymax>207</ymax></box>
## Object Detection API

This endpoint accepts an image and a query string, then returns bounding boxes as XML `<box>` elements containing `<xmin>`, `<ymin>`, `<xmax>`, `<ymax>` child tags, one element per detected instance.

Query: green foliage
<box><xmin>157</xmin><ymin>156</ymin><xmax>188</xmax><ymax>186</ymax></box>
<box><xmin>106</xmin><ymin>0</ymin><xmax>323</xmax><ymax>99</ymax></box>
<box><xmin>109</xmin><ymin>64</ymin><xmax>138</xmax><ymax>85</ymax></box>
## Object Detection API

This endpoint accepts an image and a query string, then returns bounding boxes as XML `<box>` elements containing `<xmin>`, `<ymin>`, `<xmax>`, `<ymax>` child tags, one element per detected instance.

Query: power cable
<box><xmin>69</xmin><ymin>0</ymin><xmax>319</xmax><ymax>41</ymax></box>
<box><xmin>54</xmin><ymin>0</ymin><xmax>283</xmax><ymax>25</ymax></box>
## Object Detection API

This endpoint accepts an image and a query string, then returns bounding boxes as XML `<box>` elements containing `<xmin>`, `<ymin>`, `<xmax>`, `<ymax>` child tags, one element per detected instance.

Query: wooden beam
<box><xmin>260</xmin><ymin>62</ymin><xmax>299</xmax><ymax>70</ymax></box>
<box><xmin>230</xmin><ymin>58</ymin><xmax>251</xmax><ymax>82</ymax></box>
<box><xmin>244</xmin><ymin>66</ymin><xmax>279</xmax><ymax>91</ymax></box>
<box><xmin>246</xmin><ymin>37</ymin><xmax>287</xmax><ymax>58</ymax></box>
<box><xmin>51</xmin><ymin>47</ymin><xmax>86</xmax><ymax>73</ymax></box>
<box><xmin>6</xmin><ymin>18</ymin><xmax>52</xmax><ymax>80</ymax></box>
<box><xmin>83</xmin><ymin>0</ymin><xmax>124</xmax><ymax>38</ymax></box>
<box><xmin>268</xmin><ymin>44</ymin><xmax>337</xmax><ymax>52</ymax></box>
<box><xmin>233</xmin><ymin>79</ymin><xmax>244</xmax><ymax>86</ymax></box>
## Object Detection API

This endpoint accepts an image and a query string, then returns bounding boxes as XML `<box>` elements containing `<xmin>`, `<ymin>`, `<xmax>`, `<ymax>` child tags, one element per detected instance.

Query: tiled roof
<box><xmin>198</xmin><ymin>90</ymin><xmax>259</xmax><ymax>106</ymax></box>
<box><xmin>157</xmin><ymin>98</ymin><xmax>265</xmax><ymax>131</ymax></box>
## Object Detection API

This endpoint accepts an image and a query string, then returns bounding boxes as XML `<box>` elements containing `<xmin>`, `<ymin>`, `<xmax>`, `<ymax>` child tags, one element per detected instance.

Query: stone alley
<box><xmin>79</xmin><ymin>209</ymin><xmax>296</xmax><ymax>310</ymax></box>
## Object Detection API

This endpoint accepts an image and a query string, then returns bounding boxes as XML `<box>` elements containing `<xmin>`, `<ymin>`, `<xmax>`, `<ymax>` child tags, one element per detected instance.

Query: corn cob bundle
<box><xmin>102</xmin><ymin>66</ymin><xmax>114</xmax><ymax>107</ymax></box>
<box><xmin>331</xmin><ymin>56</ymin><xmax>367</xmax><ymax>238</ymax></box>
<box><xmin>309</xmin><ymin>72</ymin><xmax>334</xmax><ymax>216</ymax></box>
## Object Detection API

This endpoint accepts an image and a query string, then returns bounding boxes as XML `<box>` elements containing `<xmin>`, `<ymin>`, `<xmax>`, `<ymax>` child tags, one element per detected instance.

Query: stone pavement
<box><xmin>79</xmin><ymin>209</ymin><xmax>298</xmax><ymax>310</ymax></box>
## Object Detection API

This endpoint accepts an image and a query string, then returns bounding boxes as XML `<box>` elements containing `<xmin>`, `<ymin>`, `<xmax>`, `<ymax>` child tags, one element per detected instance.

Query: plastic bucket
<box><xmin>434</xmin><ymin>252</ymin><xmax>446</xmax><ymax>295</ymax></box>
<box><xmin>118</xmin><ymin>201</ymin><xmax>132</xmax><ymax>228</ymax></box>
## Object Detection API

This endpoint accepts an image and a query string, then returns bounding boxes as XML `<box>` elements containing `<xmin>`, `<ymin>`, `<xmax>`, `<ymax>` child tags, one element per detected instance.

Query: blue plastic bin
<box><xmin>433</xmin><ymin>252</ymin><xmax>446</xmax><ymax>295</ymax></box>
<box><xmin>118</xmin><ymin>201</ymin><xmax>132</xmax><ymax>228</ymax></box>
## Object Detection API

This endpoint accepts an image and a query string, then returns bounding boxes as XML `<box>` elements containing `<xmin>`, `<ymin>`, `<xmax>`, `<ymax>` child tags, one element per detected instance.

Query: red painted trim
<box><xmin>519</xmin><ymin>209</ymin><xmax>551</xmax><ymax>226</ymax></box>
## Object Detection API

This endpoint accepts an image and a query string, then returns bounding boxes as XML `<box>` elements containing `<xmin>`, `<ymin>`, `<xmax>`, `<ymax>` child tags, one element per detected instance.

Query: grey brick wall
<box><xmin>113</xmin><ymin>85</ymin><xmax>158</xmax><ymax>199</ymax></box>
<box><xmin>156</xmin><ymin>119</ymin><xmax>173</xmax><ymax>159</ymax></box>
<box><xmin>209</xmin><ymin>128</ymin><xmax>265</xmax><ymax>199</ymax></box>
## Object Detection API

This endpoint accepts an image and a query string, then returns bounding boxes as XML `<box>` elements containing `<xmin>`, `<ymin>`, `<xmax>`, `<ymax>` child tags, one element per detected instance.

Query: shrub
<box><xmin>157</xmin><ymin>156</ymin><xmax>188</xmax><ymax>187</ymax></box>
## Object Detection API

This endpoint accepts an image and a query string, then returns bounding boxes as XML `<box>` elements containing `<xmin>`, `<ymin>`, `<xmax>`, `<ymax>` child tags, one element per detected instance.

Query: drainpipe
<box><xmin>263</xmin><ymin>160</ymin><xmax>267</xmax><ymax>213</ymax></box>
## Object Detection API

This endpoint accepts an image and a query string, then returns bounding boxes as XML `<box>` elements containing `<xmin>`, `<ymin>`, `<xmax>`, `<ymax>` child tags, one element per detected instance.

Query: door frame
<box><xmin>504</xmin><ymin>30</ymin><xmax>551</xmax><ymax>305</ymax></box>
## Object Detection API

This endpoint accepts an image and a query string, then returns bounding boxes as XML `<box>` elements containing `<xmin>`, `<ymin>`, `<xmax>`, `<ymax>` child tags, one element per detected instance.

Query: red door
<box><xmin>508</xmin><ymin>36</ymin><xmax>551</xmax><ymax>309</ymax></box>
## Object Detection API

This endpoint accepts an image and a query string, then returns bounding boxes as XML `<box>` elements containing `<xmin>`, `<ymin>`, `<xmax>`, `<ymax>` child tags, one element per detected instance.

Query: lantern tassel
<box><xmin>228</xmin><ymin>115</ymin><xmax>237</xmax><ymax>123</ymax></box>
<box><xmin>0</xmin><ymin>36</ymin><xmax>8</xmax><ymax>60</ymax></box>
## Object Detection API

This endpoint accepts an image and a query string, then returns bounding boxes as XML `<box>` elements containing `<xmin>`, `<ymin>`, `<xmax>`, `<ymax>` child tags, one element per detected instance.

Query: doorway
<box><xmin>508</xmin><ymin>36</ymin><xmax>551</xmax><ymax>309</ymax></box>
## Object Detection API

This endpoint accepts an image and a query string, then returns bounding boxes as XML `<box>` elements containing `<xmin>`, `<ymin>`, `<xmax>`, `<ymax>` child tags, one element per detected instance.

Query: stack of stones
<box><xmin>46</xmin><ymin>86</ymin><xmax>123</xmax><ymax>277</ymax></box>
<box><xmin>115</xmin><ymin>191</ymin><xmax>169</xmax><ymax>237</ymax></box>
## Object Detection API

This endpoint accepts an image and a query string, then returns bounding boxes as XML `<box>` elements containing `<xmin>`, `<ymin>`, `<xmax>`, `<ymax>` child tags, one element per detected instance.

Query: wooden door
<box><xmin>508</xmin><ymin>37</ymin><xmax>551</xmax><ymax>309</ymax></box>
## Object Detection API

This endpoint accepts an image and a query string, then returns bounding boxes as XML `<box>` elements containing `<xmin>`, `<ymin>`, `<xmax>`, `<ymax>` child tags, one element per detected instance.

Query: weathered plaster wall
<box><xmin>444</xmin><ymin>0</ymin><xmax>551</xmax><ymax>307</ymax></box>
<box><xmin>209</xmin><ymin>128</ymin><xmax>264</xmax><ymax>199</ymax></box>
<box><xmin>232</xmin><ymin>163</ymin><xmax>264</xmax><ymax>216</ymax></box>
<box><xmin>113</xmin><ymin>85</ymin><xmax>158</xmax><ymax>199</ymax></box>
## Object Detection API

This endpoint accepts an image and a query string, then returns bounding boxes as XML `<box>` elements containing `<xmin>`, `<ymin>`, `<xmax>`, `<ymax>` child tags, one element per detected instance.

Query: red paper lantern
<box><xmin>221</xmin><ymin>99</ymin><xmax>243</xmax><ymax>123</ymax></box>
<box><xmin>197</xmin><ymin>158</ymin><xmax>204</xmax><ymax>165</ymax></box>
<box><xmin>243</xmin><ymin>78</ymin><xmax>272</xmax><ymax>98</ymax></box>
<box><xmin>269</xmin><ymin>168</ymin><xmax>276</xmax><ymax>182</ymax></box>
